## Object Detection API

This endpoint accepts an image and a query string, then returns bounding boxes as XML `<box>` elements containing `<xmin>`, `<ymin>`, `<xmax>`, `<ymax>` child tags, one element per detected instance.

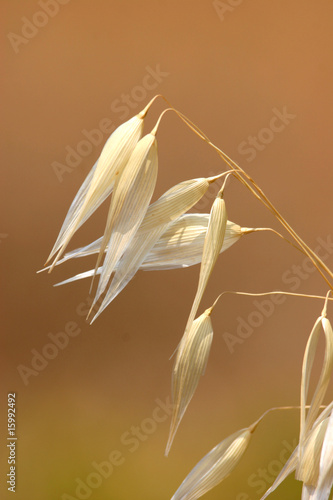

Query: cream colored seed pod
<box><xmin>298</xmin><ymin>310</ymin><xmax>333</xmax><ymax>475</ymax></box>
<box><xmin>47</xmin><ymin>111</ymin><xmax>145</xmax><ymax>271</ymax></box>
<box><xmin>50</xmin><ymin>216</ymin><xmax>247</xmax><ymax>286</ymax></box>
<box><xmin>312</xmin><ymin>407</ymin><xmax>333</xmax><ymax>500</ymax></box>
<box><xmin>91</xmin><ymin>132</ymin><xmax>159</xmax><ymax>318</ymax></box>
<box><xmin>298</xmin><ymin>417</ymin><xmax>330</xmax><ymax>487</ymax></box>
<box><xmin>138</xmin><ymin>177</ymin><xmax>212</xmax><ymax>234</ymax></box>
<box><xmin>183</xmin><ymin>191</ymin><xmax>228</xmax><ymax>349</ymax></box>
<box><xmin>171</xmin><ymin>424</ymin><xmax>255</xmax><ymax>500</ymax></box>
<box><xmin>166</xmin><ymin>307</ymin><xmax>214</xmax><ymax>456</ymax></box>
<box><xmin>142</xmin><ymin>215</ymin><xmax>243</xmax><ymax>270</ymax></box>
<box><xmin>91</xmin><ymin>177</ymin><xmax>214</xmax><ymax>316</ymax></box>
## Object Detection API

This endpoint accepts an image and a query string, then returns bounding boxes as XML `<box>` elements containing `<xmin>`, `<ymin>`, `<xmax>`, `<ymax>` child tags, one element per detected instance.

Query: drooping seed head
<box><xmin>166</xmin><ymin>307</ymin><xmax>214</xmax><ymax>456</ymax></box>
<box><xmin>46</xmin><ymin>112</ymin><xmax>145</xmax><ymax>270</ymax></box>
<box><xmin>171</xmin><ymin>425</ymin><xmax>254</xmax><ymax>500</ymax></box>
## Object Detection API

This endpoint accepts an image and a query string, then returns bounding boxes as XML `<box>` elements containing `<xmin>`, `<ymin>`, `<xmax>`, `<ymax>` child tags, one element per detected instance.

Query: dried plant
<box><xmin>43</xmin><ymin>95</ymin><xmax>333</xmax><ymax>500</ymax></box>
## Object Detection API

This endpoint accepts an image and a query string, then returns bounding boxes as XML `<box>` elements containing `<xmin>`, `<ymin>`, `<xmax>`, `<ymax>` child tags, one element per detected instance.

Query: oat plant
<box><xmin>42</xmin><ymin>95</ymin><xmax>333</xmax><ymax>499</ymax></box>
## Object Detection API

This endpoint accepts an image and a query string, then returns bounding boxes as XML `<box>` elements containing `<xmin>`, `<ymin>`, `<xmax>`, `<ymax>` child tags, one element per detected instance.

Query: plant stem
<box><xmin>159</xmin><ymin>98</ymin><xmax>333</xmax><ymax>291</ymax></box>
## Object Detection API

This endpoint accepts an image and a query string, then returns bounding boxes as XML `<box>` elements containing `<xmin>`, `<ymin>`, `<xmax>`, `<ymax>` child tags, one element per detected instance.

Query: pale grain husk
<box><xmin>47</xmin><ymin>113</ymin><xmax>144</xmax><ymax>269</ymax></box>
<box><xmin>50</xmin><ymin>215</ymin><xmax>243</xmax><ymax>286</ymax></box>
<box><xmin>91</xmin><ymin>133</ymin><xmax>158</xmax><ymax>316</ymax></box>
<box><xmin>298</xmin><ymin>315</ymin><xmax>333</xmax><ymax>479</ymax></box>
<box><xmin>90</xmin><ymin>178</ymin><xmax>212</xmax><ymax>315</ymax></box>
<box><xmin>183</xmin><ymin>195</ymin><xmax>227</xmax><ymax>341</ymax></box>
<box><xmin>166</xmin><ymin>308</ymin><xmax>214</xmax><ymax>456</ymax></box>
<box><xmin>261</xmin><ymin>403</ymin><xmax>333</xmax><ymax>500</ymax></box>
<box><xmin>171</xmin><ymin>427</ymin><xmax>252</xmax><ymax>500</ymax></box>
<box><xmin>313</xmin><ymin>407</ymin><xmax>333</xmax><ymax>500</ymax></box>
<box><xmin>298</xmin><ymin>417</ymin><xmax>329</xmax><ymax>487</ymax></box>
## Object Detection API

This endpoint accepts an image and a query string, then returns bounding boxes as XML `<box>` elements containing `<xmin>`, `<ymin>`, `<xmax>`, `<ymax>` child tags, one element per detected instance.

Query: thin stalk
<box><xmin>207</xmin><ymin>170</ymin><xmax>243</xmax><ymax>183</ymax></box>
<box><xmin>180</xmin><ymin>112</ymin><xmax>333</xmax><ymax>288</ymax></box>
<box><xmin>210</xmin><ymin>290</ymin><xmax>333</xmax><ymax>312</ymax></box>
<box><xmin>249</xmin><ymin>405</ymin><xmax>328</xmax><ymax>433</ymax></box>
<box><xmin>139</xmin><ymin>94</ymin><xmax>164</xmax><ymax>118</ymax></box>
<box><xmin>157</xmin><ymin>96</ymin><xmax>333</xmax><ymax>290</ymax></box>
<box><xmin>151</xmin><ymin>108</ymin><xmax>175</xmax><ymax>135</ymax></box>
<box><xmin>241</xmin><ymin>227</ymin><xmax>306</xmax><ymax>255</ymax></box>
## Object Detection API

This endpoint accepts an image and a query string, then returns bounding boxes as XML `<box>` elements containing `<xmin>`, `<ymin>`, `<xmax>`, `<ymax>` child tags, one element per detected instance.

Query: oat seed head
<box><xmin>298</xmin><ymin>417</ymin><xmax>330</xmax><ymax>487</ymax></box>
<box><xmin>90</xmin><ymin>177</ymin><xmax>212</xmax><ymax>314</ymax></box>
<box><xmin>299</xmin><ymin>313</ymin><xmax>333</xmax><ymax>470</ymax></box>
<box><xmin>89</xmin><ymin>133</ymin><xmax>158</xmax><ymax>321</ymax></box>
<box><xmin>165</xmin><ymin>308</ymin><xmax>214</xmax><ymax>456</ymax></box>
<box><xmin>312</xmin><ymin>406</ymin><xmax>333</xmax><ymax>500</ymax></box>
<box><xmin>50</xmin><ymin>216</ymin><xmax>244</xmax><ymax>286</ymax></box>
<box><xmin>171</xmin><ymin>426</ymin><xmax>253</xmax><ymax>500</ymax></box>
<box><xmin>183</xmin><ymin>194</ymin><xmax>228</xmax><ymax>343</ymax></box>
<box><xmin>46</xmin><ymin>113</ymin><xmax>145</xmax><ymax>271</ymax></box>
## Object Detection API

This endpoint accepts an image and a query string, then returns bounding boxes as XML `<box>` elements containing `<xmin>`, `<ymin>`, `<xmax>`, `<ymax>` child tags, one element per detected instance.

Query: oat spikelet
<box><xmin>46</xmin><ymin>112</ymin><xmax>145</xmax><ymax>270</ymax></box>
<box><xmin>260</xmin><ymin>294</ymin><xmax>333</xmax><ymax>500</ymax></box>
<box><xmin>91</xmin><ymin>178</ymin><xmax>212</xmax><ymax>314</ymax></box>
<box><xmin>182</xmin><ymin>191</ymin><xmax>227</xmax><ymax>348</ymax></box>
<box><xmin>298</xmin><ymin>303</ymin><xmax>333</xmax><ymax>479</ymax></box>
<box><xmin>171</xmin><ymin>424</ymin><xmax>255</xmax><ymax>500</ymax></box>
<box><xmin>312</xmin><ymin>406</ymin><xmax>333</xmax><ymax>500</ymax></box>
<box><xmin>138</xmin><ymin>177</ymin><xmax>212</xmax><ymax>234</ymax></box>
<box><xmin>165</xmin><ymin>307</ymin><xmax>214</xmax><ymax>456</ymax></box>
<box><xmin>90</xmin><ymin>132</ymin><xmax>158</xmax><ymax>320</ymax></box>
<box><xmin>260</xmin><ymin>404</ymin><xmax>333</xmax><ymax>500</ymax></box>
<box><xmin>41</xmin><ymin>215</ymin><xmax>243</xmax><ymax>274</ymax></box>
<box><xmin>300</xmin><ymin>417</ymin><xmax>330</xmax><ymax>487</ymax></box>
<box><xmin>50</xmin><ymin>216</ymin><xmax>244</xmax><ymax>286</ymax></box>
<box><xmin>142</xmin><ymin>215</ymin><xmax>241</xmax><ymax>271</ymax></box>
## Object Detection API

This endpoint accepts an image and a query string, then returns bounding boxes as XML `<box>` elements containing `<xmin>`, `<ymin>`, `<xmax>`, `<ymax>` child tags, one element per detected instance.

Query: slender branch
<box><xmin>249</xmin><ymin>404</ymin><xmax>328</xmax><ymax>433</ymax></box>
<box><xmin>157</xmin><ymin>96</ymin><xmax>333</xmax><ymax>290</ymax></box>
<box><xmin>241</xmin><ymin>227</ymin><xmax>305</xmax><ymax>255</ymax></box>
<box><xmin>211</xmin><ymin>290</ymin><xmax>333</xmax><ymax>312</ymax></box>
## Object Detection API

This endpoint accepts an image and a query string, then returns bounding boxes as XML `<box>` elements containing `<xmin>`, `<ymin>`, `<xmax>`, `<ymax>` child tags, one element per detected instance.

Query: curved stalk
<box><xmin>157</xmin><ymin>95</ymin><xmax>333</xmax><ymax>291</ymax></box>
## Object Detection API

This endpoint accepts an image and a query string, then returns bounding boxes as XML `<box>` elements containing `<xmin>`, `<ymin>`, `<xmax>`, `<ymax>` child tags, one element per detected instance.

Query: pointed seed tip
<box><xmin>205</xmin><ymin>306</ymin><xmax>214</xmax><ymax>316</ymax></box>
<box><xmin>249</xmin><ymin>420</ymin><xmax>260</xmax><ymax>434</ymax></box>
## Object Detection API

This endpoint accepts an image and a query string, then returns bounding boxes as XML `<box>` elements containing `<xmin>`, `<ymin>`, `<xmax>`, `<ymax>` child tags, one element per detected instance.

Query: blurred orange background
<box><xmin>2</xmin><ymin>1</ymin><xmax>333</xmax><ymax>499</ymax></box>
